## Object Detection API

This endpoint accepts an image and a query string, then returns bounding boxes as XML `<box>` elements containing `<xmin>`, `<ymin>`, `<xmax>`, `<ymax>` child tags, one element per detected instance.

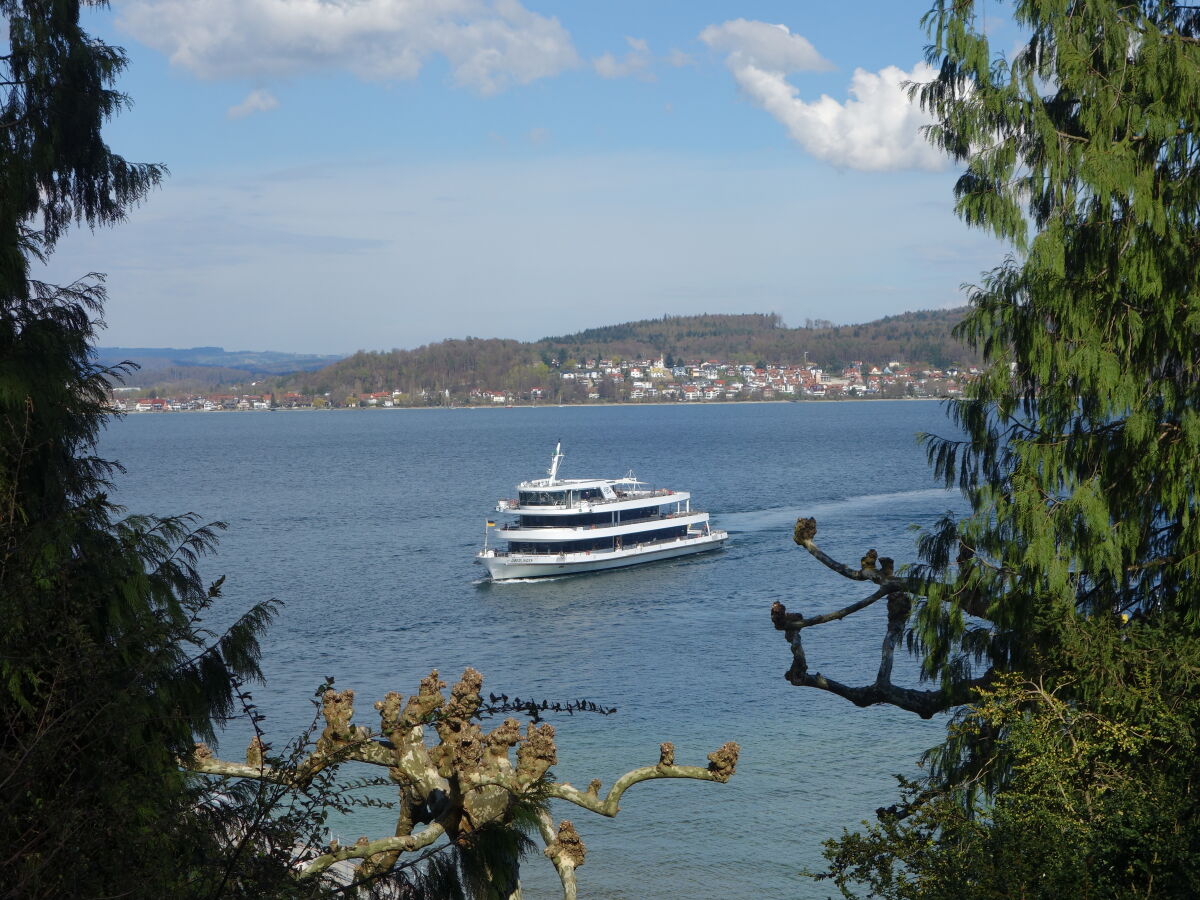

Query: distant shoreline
<box><xmin>116</xmin><ymin>396</ymin><xmax>949</xmax><ymax>415</ymax></box>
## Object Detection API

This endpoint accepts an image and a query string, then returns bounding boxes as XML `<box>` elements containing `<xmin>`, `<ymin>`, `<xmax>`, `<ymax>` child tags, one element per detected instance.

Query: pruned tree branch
<box><xmin>792</xmin><ymin>517</ymin><xmax>923</xmax><ymax>590</ymax></box>
<box><xmin>770</xmin><ymin>585</ymin><xmax>890</xmax><ymax>630</ymax></box>
<box><xmin>182</xmin><ymin>669</ymin><xmax>739</xmax><ymax>897</ymax></box>
<box><xmin>539</xmin><ymin>813</ymin><xmax>584</xmax><ymax>900</ymax></box>
<box><xmin>298</xmin><ymin>824</ymin><xmax>447</xmax><ymax>880</ymax></box>
<box><xmin>775</xmin><ymin>517</ymin><xmax>991</xmax><ymax>719</ymax></box>
<box><xmin>543</xmin><ymin>741</ymin><xmax>741</xmax><ymax>815</ymax></box>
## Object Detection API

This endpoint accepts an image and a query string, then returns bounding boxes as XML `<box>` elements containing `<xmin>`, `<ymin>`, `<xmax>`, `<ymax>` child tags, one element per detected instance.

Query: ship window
<box><xmin>519</xmin><ymin>512</ymin><xmax>612</xmax><ymax>527</ymax></box>
<box><xmin>519</xmin><ymin>490</ymin><xmax>567</xmax><ymax>506</ymax></box>
<box><xmin>561</xmin><ymin>488</ymin><xmax>603</xmax><ymax>504</ymax></box>
<box><xmin>618</xmin><ymin>505</ymin><xmax>657</xmax><ymax>523</ymax></box>
<box><xmin>506</xmin><ymin>537</ymin><xmax>617</xmax><ymax>554</ymax></box>
<box><xmin>504</xmin><ymin>526</ymin><xmax>693</xmax><ymax>556</ymax></box>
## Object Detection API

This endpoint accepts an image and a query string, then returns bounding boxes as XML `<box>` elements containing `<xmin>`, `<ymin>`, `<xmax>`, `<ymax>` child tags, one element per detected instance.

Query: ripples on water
<box><xmin>102</xmin><ymin>401</ymin><xmax>966</xmax><ymax>899</ymax></box>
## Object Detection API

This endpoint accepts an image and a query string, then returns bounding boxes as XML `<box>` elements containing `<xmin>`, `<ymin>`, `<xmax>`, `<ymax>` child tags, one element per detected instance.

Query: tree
<box><xmin>771</xmin><ymin>0</ymin><xmax>1200</xmax><ymax>891</ymax></box>
<box><xmin>816</xmin><ymin>634</ymin><xmax>1200</xmax><ymax>899</ymax></box>
<box><xmin>1</xmin><ymin>11</ymin><xmax>735</xmax><ymax>898</ymax></box>
<box><xmin>187</xmin><ymin>669</ymin><xmax>739</xmax><ymax>900</ymax></box>
<box><xmin>1</xmin><ymin>3</ymin><xmax>277</xmax><ymax>896</ymax></box>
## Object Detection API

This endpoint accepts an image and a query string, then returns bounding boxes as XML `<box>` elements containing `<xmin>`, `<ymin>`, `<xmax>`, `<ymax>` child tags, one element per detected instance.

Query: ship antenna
<box><xmin>548</xmin><ymin>441</ymin><xmax>564</xmax><ymax>485</ymax></box>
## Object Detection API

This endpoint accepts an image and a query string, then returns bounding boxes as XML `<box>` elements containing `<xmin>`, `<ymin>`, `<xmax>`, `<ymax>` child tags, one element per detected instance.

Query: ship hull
<box><xmin>479</xmin><ymin>532</ymin><xmax>726</xmax><ymax>580</ymax></box>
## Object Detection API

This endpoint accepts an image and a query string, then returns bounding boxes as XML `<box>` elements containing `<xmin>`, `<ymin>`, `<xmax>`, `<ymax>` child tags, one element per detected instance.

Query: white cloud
<box><xmin>116</xmin><ymin>0</ymin><xmax>580</xmax><ymax>95</ymax></box>
<box><xmin>699</xmin><ymin>19</ymin><xmax>832</xmax><ymax>74</ymax></box>
<box><xmin>666</xmin><ymin>48</ymin><xmax>694</xmax><ymax>67</ymax></box>
<box><xmin>700</xmin><ymin>19</ymin><xmax>945</xmax><ymax>172</ymax></box>
<box><xmin>739</xmin><ymin>60</ymin><xmax>945</xmax><ymax>172</ymax></box>
<box><xmin>593</xmin><ymin>35</ymin><xmax>652</xmax><ymax>80</ymax></box>
<box><xmin>228</xmin><ymin>88</ymin><xmax>279</xmax><ymax>119</ymax></box>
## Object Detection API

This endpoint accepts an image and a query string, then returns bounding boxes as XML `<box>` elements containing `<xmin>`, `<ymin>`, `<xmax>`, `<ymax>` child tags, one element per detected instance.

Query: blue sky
<box><xmin>44</xmin><ymin>0</ymin><xmax>1015</xmax><ymax>355</ymax></box>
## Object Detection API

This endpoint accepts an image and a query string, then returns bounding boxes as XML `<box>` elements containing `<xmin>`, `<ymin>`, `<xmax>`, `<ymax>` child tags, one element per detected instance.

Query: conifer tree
<box><xmin>912</xmin><ymin>0</ymin><xmax>1200</xmax><ymax>707</ymax></box>
<box><xmin>773</xmin><ymin>1</ymin><xmax>1200</xmax><ymax>892</ymax></box>
<box><xmin>0</xmin><ymin>3</ymin><xmax>278</xmax><ymax>896</ymax></box>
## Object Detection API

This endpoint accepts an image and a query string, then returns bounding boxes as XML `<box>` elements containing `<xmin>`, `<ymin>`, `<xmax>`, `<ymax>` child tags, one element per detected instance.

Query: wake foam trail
<box><xmin>718</xmin><ymin>487</ymin><xmax>957</xmax><ymax>533</ymax></box>
<box><xmin>482</xmin><ymin>576</ymin><xmax>568</xmax><ymax>585</ymax></box>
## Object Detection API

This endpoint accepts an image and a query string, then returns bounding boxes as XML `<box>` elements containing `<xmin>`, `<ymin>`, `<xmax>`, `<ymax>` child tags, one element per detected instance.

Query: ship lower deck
<box><xmin>478</xmin><ymin>530</ymin><xmax>726</xmax><ymax>580</ymax></box>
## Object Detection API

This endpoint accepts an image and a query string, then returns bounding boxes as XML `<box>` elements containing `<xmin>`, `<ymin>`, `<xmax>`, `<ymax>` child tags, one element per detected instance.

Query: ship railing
<box><xmin>498</xmin><ymin>488</ymin><xmax>681</xmax><ymax>512</ymax></box>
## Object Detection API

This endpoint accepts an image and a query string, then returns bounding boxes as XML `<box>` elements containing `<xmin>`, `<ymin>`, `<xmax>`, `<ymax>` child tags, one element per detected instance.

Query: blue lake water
<box><xmin>100</xmin><ymin>401</ymin><xmax>967</xmax><ymax>899</ymax></box>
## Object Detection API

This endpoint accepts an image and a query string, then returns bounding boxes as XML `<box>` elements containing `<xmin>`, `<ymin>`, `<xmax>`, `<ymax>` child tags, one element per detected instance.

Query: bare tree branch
<box><xmin>538</xmin><ymin>812</ymin><xmax>583</xmax><ymax>900</ymax></box>
<box><xmin>774</xmin><ymin>517</ymin><xmax>991</xmax><ymax>719</ymax></box>
<box><xmin>298</xmin><ymin>825</ymin><xmax>446</xmax><ymax>880</ymax></box>
<box><xmin>543</xmin><ymin>741</ymin><xmax>740</xmax><ymax>815</ymax></box>
<box><xmin>771</xmin><ymin>585</ymin><xmax>890</xmax><ymax>630</ymax></box>
<box><xmin>181</xmin><ymin>669</ymin><xmax>739</xmax><ymax>897</ymax></box>
<box><xmin>792</xmin><ymin>517</ymin><xmax>922</xmax><ymax>590</ymax></box>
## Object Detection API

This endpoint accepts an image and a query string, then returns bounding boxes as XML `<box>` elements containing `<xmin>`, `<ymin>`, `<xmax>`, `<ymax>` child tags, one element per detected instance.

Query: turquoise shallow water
<box><xmin>101</xmin><ymin>401</ymin><xmax>966</xmax><ymax>899</ymax></box>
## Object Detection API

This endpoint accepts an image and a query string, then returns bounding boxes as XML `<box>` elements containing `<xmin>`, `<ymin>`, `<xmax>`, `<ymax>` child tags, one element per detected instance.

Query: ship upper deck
<box><xmin>498</xmin><ymin>480</ymin><xmax>690</xmax><ymax>514</ymax></box>
<box><xmin>498</xmin><ymin>444</ymin><xmax>692</xmax><ymax>514</ymax></box>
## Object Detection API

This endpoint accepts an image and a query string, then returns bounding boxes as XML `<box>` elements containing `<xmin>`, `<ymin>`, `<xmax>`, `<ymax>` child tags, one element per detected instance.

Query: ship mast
<box><xmin>547</xmin><ymin>441</ymin><xmax>564</xmax><ymax>485</ymax></box>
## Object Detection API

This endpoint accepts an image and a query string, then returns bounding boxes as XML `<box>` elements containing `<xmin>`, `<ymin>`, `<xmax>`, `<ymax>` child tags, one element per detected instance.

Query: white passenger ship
<box><xmin>477</xmin><ymin>443</ymin><xmax>727</xmax><ymax>580</ymax></box>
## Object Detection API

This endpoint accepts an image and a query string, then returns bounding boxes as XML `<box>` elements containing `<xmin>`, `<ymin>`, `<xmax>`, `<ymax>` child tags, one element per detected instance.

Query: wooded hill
<box><xmin>277</xmin><ymin>307</ymin><xmax>979</xmax><ymax>400</ymax></box>
<box><xmin>540</xmin><ymin>309</ymin><xmax>975</xmax><ymax>371</ymax></box>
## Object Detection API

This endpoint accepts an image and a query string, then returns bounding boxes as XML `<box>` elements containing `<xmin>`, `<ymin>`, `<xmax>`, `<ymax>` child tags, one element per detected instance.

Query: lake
<box><xmin>101</xmin><ymin>400</ymin><xmax>966</xmax><ymax>899</ymax></box>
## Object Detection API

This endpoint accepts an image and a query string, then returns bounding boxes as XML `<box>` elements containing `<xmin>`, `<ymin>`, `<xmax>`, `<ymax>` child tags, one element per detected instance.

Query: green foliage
<box><xmin>0</xmin><ymin>0</ymin><xmax>164</xmax><ymax>291</ymax></box>
<box><xmin>819</xmin><ymin>1</ymin><xmax>1200</xmax><ymax>892</ymax></box>
<box><xmin>0</xmin><ymin>3</ymin><xmax>282</xmax><ymax>897</ymax></box>
<box><xmin>908</xmin><ymin>0</ymin><xmax>1200</xmax><ymax>700</ymax></box>
<box><xmin>0</xmin><ymin>11</ymin><xmax>585</xmax><ymax>898</ymax></box>
<box><xmin>0</xmin><ymin>255</ymin><xmax>285</xmax><ymax>900</ymax></box>
<box><xmin>818</xmin><ymin>625</ymin><xmax>1200</xmax><ymax>899</ymax></box>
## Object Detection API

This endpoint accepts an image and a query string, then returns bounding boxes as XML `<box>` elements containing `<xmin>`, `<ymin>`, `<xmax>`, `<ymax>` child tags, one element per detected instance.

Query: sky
<box><xmin>42</xmin><ymin>0</ymin><xmax>1018</xmax><ymax>355</ymax></box>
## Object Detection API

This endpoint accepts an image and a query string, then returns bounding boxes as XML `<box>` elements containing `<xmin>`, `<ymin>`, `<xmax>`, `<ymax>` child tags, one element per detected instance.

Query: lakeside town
<box><xmin>111</xmin><ymin>356</ymin><xmax>979</xmax><ymax>411</ymax></box>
